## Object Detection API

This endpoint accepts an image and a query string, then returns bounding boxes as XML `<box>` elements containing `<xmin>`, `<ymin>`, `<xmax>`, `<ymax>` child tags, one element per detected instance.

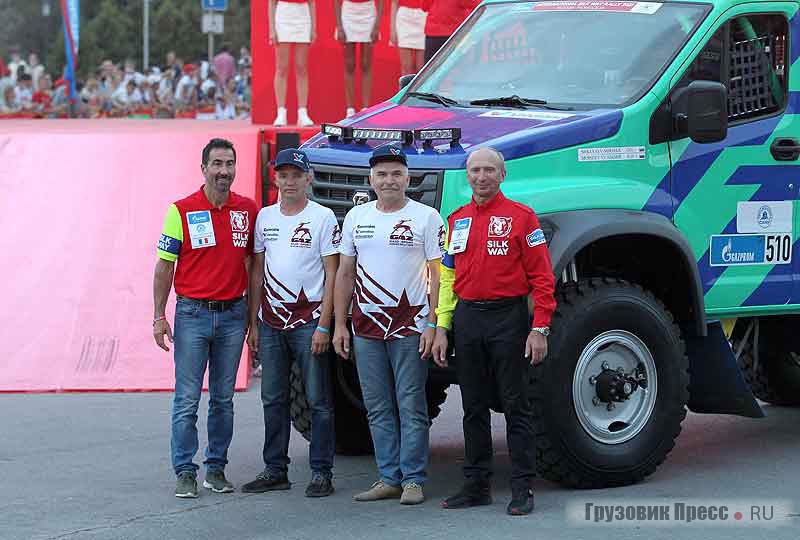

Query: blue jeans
<box><xmin>259</xmin><ymin>319</ymin><xmax>335</xmax><ymax>477</ymax></box>
<box><xmin>171</xmin><ymin>297</ymin><xmax>247</xmax><ymax>475</ymax></box>
<box><xmin>353</xmin><ymin>335</ymin><xmax>429</xmax><ymax>487</ymax></box>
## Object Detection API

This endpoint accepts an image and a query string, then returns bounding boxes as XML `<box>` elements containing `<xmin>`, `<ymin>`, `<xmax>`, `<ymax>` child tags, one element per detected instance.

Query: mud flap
<box><xmin>686</xmin><ymin>321</ymin><xmax>765</xmax><ymax>418</ymax></box>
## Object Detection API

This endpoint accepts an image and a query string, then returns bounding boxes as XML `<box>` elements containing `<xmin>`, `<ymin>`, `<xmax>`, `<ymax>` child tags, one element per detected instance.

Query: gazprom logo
<box><xmin>710</xmin><ymin>234</ymin><xmax>764</xmax><ymax>266</ymax></box>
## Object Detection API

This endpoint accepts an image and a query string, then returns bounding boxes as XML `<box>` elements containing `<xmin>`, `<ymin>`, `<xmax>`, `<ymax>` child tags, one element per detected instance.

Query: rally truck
<box><xmin>287</xmin><ymin>0</ymin><xmax>800</xmax><ymax>487</ymax></box>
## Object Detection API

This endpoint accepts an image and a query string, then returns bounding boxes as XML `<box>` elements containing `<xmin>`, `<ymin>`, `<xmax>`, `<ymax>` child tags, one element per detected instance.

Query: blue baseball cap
<box><xmin>369</xmin><ymin>143</ymin><xmax>408</xmax><ymax>167</ymax></box>
<box><xmin>275</xmin><ymin>148</ymin><xmax>311</xmax><ymax>171</ymax></box>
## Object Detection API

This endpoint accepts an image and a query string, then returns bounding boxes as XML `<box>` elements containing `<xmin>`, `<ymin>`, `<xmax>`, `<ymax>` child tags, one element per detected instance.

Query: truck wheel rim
<box><xmin>572</xmin><ymin>330</ymin><xmax>658</xmax><ymax>444</ymax></box>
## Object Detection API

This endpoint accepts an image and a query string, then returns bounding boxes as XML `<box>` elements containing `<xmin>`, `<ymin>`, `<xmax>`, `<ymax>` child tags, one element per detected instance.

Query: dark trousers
<box><xmin>453</xmin><ymin>297</ymin><xmax>536</xmax><ymax>489</ymax></box>
<box><xmin>424</xmin><ymin>35</ymin><xmax>450</xmax><ymax>62</ymax></box>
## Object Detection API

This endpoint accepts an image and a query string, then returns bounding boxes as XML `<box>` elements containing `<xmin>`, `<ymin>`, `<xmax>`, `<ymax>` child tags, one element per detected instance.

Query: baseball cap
<box><xmin>274</xmin><ymin>148</ymin><xmax>311</xmax><ymax>171</ymax></box>
<box><xmin>369</xmin><ymin>143</ymin><xmax>408</xmax><ymax>167</ymax></box>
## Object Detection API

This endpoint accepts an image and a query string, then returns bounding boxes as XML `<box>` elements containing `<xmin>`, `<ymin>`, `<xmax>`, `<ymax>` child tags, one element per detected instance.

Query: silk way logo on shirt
<box><xmin>389</xmin><ymin>219</ymin><xmax>414</xmax><ymax>246</ymax></box>
<box><xmin>230</xmin><ymin>211</ymin><xmax>249</xmax><ymax>232</ymax></box>
<box><xmin>488</xmin><ymin>216</ymin><xmax>512</xmax><ymax>238</ymax></box>
<box><xmin>291</xmin><ymin>221</ymin><xmax>313</xmax><ymax>248</ymax></box>
<box><xmin>487</xmin><ymin>240</ymin><xmax>509</xmax><ymax>256</ymax></box>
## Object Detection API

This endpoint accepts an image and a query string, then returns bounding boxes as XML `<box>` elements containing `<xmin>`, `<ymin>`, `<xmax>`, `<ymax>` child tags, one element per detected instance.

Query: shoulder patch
<box><xmin>526</xmin><ymin>228</ymin><xmax>546</xmax><ymax>247</ymax></box>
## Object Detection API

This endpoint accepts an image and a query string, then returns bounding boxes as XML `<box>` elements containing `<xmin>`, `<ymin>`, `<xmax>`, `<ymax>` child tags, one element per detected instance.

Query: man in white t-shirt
<box><xmin>333</xmin><ymin>143</ymin><xmax>445</xmax><ymax>506</ymax></box>
<box><xmin>242</xmin><ymin>148</ymin><xmax>340</xmax><ymax>498</ymax></box>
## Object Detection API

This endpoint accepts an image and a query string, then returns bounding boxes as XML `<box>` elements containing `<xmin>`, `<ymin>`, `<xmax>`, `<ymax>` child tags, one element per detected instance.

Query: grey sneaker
<box><xmin>203</xmin><ymin>469</ymin><xmax>234</xmax><ymax>493</ymax></box>
<box><xmin>305</xmin><ymin>473</ymin><xmax>335</xmax><ymax>498</ymax></box>
<box><xmin>175</xmin><ymin>471</ymin><xmax>198</xmax><ymax>498</ymax></box>
<box><xmin>241</xmin><ymin>469</ymin><xmax>291</xmax><ymax>493</ymax></box>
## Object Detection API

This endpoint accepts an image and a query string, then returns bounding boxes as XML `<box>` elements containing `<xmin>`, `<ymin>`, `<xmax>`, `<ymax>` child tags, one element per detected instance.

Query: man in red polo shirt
<box><xmin>432</xmin><ymin>147</ymin><xmax>555</xmax><ymax>516</ymax></box>
<box><xmin>153</xmin><ymin>138</ymin><xmax>257</xmax><ymax>499</ymax></box>
<box><xmin>423</xmin><ymin>0</ymin><xmax>480</xmax><ymax>62</ymax></box>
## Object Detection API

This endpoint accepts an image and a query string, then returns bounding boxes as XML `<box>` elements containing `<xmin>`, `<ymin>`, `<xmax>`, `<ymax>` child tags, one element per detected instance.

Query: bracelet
<box><xmin>153</xmin><ymin>316</ymin><xmax>167</xmax><ymax>326</ymax></box>
<box><xmin>316</xmin><ymin>325</ymin><xmax>330</xmax><ymax>334</ymax></box>
<box><xmin>426</xmin><ymin>322</ymin><xmax>437</xmax><ymax>329</ymax></box>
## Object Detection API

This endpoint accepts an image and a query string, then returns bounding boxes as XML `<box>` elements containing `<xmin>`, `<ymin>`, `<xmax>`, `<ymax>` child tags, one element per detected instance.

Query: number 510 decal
<box><xmin>709</xmin><ymin>233</ymin><xmax>792</xmax><ymax>267</ymax></box>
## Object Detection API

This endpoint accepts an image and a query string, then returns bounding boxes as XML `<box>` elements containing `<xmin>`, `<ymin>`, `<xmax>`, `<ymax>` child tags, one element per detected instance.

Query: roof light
<box><xmin>414</xmin><ymin>128</ymin><xmax>462</xmax><ymax>147</ymax></box>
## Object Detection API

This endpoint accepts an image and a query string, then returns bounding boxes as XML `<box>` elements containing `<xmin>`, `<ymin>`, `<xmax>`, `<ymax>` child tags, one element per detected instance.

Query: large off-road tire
<box><xmin>532</xmin><ymin>278</ymin><xmax>689</xmax><ymax>488</ymax></box>
<box><xmin>289</xmin><ymin>356</ymin><xmax>450</xmax><ymax>455</ymax></box>
<box><xmin>734</xmin><ymin>320</ymin><xmax>800</xmax><ymax>406</ymax></box>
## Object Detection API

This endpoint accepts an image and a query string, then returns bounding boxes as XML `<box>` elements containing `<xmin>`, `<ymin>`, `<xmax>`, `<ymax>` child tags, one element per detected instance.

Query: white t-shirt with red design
<box><xmin>339</xmin><ymin>198</ymin><xmax>445</xmax><ymax>340</ymax></box>
<box><xmin>254</xmin><ymin>200</ymin><xmax>341</xmax><ymax>330</ymax></box>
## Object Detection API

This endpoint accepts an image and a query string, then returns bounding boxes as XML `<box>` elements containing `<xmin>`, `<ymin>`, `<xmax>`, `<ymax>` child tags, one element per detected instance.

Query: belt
<box><xmin>178</xmin><ymin>295</ymin><xmax>245</xmax><ymax>312</ymax></box>
<box><xmin>460</xmin><ymin>296</ymin><xmax>526</xmax><ymax>310</ymax></box>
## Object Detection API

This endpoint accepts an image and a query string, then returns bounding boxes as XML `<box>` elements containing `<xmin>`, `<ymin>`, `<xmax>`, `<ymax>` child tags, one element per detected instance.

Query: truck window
<box><xmin>404</xmin><ymin>1</ymin><xmax>709</xmax><ymax>109</ymax></box>
<box><xmin>675</xmin><ymin>14</ymin><xmax>788</xmax><ymax>123</ymax></box>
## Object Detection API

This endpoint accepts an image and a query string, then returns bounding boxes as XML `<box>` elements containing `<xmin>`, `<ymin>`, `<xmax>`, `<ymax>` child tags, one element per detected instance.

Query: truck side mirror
<box><xmin>399</xmin><ymin>74</ymin><xmax>416</xmax><ymax>90</ymax></box>
<box><xmin>674</xmin><ymin>81</ymin><xmax>728</xmax><ymax>144</ymax></box>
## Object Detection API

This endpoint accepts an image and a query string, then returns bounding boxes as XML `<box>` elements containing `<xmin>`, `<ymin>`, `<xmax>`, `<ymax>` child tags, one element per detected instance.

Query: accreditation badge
<box><xmin>186</xmin><ymin>210</ymin><xmax>217</xmax><ymax>249</ymax></box>
<box><xmin>448</xmin><ymin>217</ymin><xmax>472</xmax><ymax>254</ymax></box>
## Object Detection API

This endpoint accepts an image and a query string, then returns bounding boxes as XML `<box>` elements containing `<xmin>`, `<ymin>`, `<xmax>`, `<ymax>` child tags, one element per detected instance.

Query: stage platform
<box><xmin>0</xmin><ymin>120</ymin><xmax>318</xmax><ymax>393</ymax></box>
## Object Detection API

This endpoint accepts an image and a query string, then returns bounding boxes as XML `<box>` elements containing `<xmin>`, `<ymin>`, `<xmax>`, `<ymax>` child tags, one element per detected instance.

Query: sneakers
<box><xmin>353</xmin><ymin>480</ymin><xmax>403</xmax><ymax>501</ymax></box>
<box><xmin>305</xmin><ymin>473</ymin><xmax>335</xmax><ymax>498</ymax></box>
<box><xmin>203</xmin><ymin>469</ymin><xmax>234</xmax><ymax>493</ymax></box>
<box><xmin>441</xmin><ymin>480</ymin><xmax>492</xmax><ymax>509</ymax></box>
<box><xmin>400</xmin><ymin>482</ymin><xmax>425</xmax><ymax>505</ymax></box>
<box><xmin>273</xmin><ymin>106</ymin><xmax>287</xmax><ymax>126</ymax></box>
<box><xmin>174</xmin><ymin>471</ymin><xmax>198</xmax><ymax>499</ymax></box>
<box><xmin>346</xmin><ymin>107</ymin><xmax>356</xmax><ymax>118</ymax></box>
<box><xmin>297</xmin><ymin>107</ymin><xmax>314</xmax><ymax>127</ymax></box>
<box><xmin>507</xmin><ymin>486</ymin><xmax>534</xmax><ymax>516</ymax></box>
<box><xmin>241</xmin><ymin>470</ymin><xmax>291</xmax><ymax>493</ymax></box>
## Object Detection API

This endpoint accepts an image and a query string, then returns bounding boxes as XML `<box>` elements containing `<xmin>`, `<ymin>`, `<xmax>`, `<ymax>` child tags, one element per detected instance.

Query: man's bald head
<box><xmin>466</xmin><ymin>147</ymin><xmax>507</xmax><ymax>204</ymax></box>
<box><xmin>467</xmin><ymin>147</ymin><xmax>506</xmax><ymax>176</ymax></box>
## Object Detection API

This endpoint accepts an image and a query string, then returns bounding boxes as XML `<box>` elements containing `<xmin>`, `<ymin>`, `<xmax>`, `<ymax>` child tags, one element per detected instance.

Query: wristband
<box><xmin>153</xmin><ymin>316</ymin><xmax>167</xmax><ymax>326</ymax></box>
<box><xmin>426</xmin><ymin>322</ymin><xmax>437</xmax><ymax>329</ymax></box>
<box><xmin>316</xmin><ymin>325</ymin><xmax>330</xmax><ymax>334</ymax></box>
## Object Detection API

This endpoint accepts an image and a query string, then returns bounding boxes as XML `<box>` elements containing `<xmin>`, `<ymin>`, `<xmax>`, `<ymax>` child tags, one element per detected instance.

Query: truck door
<box><xmin>667</xmin><ymin>9</ymin><xmax>798</xmax><ymax>314</ymax></box>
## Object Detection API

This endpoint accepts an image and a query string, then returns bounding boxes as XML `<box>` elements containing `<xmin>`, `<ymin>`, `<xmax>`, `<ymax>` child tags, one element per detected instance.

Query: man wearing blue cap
<box><xmin>333</xmin><ymin>143</ymin><xmax>446</xmax><ymax>505</ymax></box>
<box><xmin>242</xmin><ymin>148</ymin><xmax>340</xmax><ymax>497</ymax></box>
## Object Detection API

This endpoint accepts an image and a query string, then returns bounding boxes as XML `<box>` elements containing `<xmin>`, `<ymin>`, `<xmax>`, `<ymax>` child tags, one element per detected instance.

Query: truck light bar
<box><xmin>351</xmin><ymin>128</ymin><xmax>415</xmax><ymax>145</ymax></box>
<box><xmin>321</xmin><ymin>124</ymin><xmax>461</xmax><ymax>147</ymax></box>
<box><xmin>414</xmin><ymin>128</ymin><xmax>462</xmax><ymax>148</ymax></box>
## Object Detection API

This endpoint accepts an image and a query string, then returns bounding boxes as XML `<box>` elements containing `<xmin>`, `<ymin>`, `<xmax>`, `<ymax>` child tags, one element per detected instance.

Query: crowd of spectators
<box><xmin>0</xmin><ymin>45</ymin><xmax>253</xmax><ymax>120</ymax></box>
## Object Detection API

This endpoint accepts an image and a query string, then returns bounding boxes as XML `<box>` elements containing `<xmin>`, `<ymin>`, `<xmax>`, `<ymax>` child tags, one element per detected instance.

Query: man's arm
<box><xmin>312</xmin><ymin>253</ymin><xmax>339</xmax><ymax>355</ymax></box>
<box><xmin>247</xmin><ymin>251</ymin><xmax>265</xmax><ymax>359</ymax></box>
<box><xmin>520</xmin><ymin>211</ymin><xmax>556</xmax><ymax>364</ymax></box>
<box><xmin>153</xmin><ymin>258</ymin><xmax>175</xmax><ymax>352</ymax></box>
<box><xmin>419</xmin><ymin>258</ymin><xmax>440</xmax><ymax>359</ymax></box>
<box><xmin>332</xmin><ymin>254</ymin><xmax>357</xmax><ymax>358</ymax></box>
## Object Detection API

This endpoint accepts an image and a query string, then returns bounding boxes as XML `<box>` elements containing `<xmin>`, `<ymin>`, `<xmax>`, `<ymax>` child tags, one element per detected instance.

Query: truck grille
<box><xmin>310</xmin><ymin>163</ymin><xmax>444</xmax><ymax>222</ymax></box>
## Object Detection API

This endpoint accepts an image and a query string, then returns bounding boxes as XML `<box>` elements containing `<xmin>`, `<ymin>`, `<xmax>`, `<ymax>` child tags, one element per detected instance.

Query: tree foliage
<box><xmin>0</xmin><ymin>0</ymin><xmax>250</xmax><ymax>79</ymax></box>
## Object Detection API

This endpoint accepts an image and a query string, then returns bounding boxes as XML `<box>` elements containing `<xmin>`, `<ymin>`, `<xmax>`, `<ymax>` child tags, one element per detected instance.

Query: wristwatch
<box><xmin>531</xmin><ymin>327</ymin><xmax>550</xmax><ymax>337</ymax></box>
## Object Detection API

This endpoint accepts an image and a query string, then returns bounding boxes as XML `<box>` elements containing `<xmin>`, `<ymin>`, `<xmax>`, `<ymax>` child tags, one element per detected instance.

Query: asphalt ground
<box><xmin>2</xmin><ymin>384</ymin><xmax>799</xmax><ymax>540</ymax></box>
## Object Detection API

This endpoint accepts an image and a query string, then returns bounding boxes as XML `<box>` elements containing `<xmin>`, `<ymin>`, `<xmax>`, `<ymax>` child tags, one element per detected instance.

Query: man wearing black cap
<box><xmin>333</xmin><ymin>143</ymin><xmax>445</xmax><ymax>505</ymax></box>
<box><xmin>241</xmin><ymin>148</ymin><xmax>340</xmax><ymax>498</ymax></box>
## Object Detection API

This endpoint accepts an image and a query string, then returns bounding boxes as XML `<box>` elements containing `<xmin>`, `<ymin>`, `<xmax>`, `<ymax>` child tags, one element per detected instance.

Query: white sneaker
<box><xmin>297</xmin><ymin>107</ymin><xmax>314</xmax><ymax>127</ymax></box>
<box><xmin>346</xmin><ymin>107</ymin><xmax>356</xmax><ymax>118</ymax></box>
<box><xmin>273</xmin><ymin>107</ymin><xmax>287</xmax><ymax>126</ymax></box>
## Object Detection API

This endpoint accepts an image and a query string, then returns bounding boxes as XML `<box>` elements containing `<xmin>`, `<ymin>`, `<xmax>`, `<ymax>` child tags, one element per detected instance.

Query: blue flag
<box><xmin>60</xmin><ymin>0</ymin><xmax>80</xmax><ymax>101</ymax></box>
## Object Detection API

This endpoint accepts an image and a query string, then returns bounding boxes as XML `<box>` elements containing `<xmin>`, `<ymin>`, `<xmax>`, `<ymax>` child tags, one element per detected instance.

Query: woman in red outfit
<box><xmin>423</xmin><ymin>0</ymin><xmax>480</xmax><ymax>62</ymax></box>
<box><xmin>269</xmin><ymin>0</ymin><xmax>316</xmax><ymax>126</ymax></box>
<box><xmin>390</xmin><ymin>0</ymin><xmax>428</xmax><ymax>76</ymax></box>
<box><xmin>334</xmin><ymin>0</ymin><xmax>383</xmax><ymax>117</ymax></box>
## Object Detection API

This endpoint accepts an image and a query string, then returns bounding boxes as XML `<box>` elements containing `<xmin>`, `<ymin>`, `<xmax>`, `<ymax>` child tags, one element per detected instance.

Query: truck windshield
<box><xmin>405</xmin><ymin>1</ymin><xmax>710</xmax><ymax>109</ymax></box>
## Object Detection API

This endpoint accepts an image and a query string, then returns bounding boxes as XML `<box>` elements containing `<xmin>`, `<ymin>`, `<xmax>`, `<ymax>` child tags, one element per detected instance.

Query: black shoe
<box><xmin>305</xmin><ymin>473</ymin><xmax>335</xmax><ymax>498</ymax></box>
<box><xmin>441</xmin><ymin>480</ymin><xmax>492</xmax><ymax>509</ymax></box>
<box><xmin>241</xmin><ymin>470</ymin><xmax>290</xmax><ymax>493</ymax></box>
<box><xmin>506</xmin><ymin>487</ymin><xmax>534</xmax><ymax>516</ymax></box>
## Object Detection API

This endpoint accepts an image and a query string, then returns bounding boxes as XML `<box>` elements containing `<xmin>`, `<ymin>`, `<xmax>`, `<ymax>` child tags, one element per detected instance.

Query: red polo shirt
<box><xmin>424</xmin><ymin>0</ymin><xmax>480</xmax><ymax>37</ymax></box>
<box><xmin>157</xmin><ymin>187</ymin><xmax>257</xmax><ymax>300</ymax></box>
<box><xmin>443</xmin><ymin>191</ymin><xmax>556</xmax><ymax>327</ymax></box>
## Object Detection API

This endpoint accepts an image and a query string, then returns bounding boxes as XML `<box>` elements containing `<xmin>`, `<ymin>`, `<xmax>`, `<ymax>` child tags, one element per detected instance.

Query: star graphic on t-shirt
<box><xmin>280</xmin><ymin>287</ymin><xmax>322</xmax><ymax>329</ymax></box>
<box><xmin>380</xmin><ymin>289</ymin><xmax>425</xmax><ymax>338</ymax></box>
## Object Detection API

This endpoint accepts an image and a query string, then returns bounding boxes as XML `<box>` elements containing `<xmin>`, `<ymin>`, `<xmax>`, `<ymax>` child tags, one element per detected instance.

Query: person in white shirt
<box><xmin>333</xmin><ymin>143</ymin><xmax>444</xmax><ymax>506</ymax></box>
<box><xmin>242</xmin><ymin>148</ymin><xmax>340</xmax><ymax>498</ymax></box>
